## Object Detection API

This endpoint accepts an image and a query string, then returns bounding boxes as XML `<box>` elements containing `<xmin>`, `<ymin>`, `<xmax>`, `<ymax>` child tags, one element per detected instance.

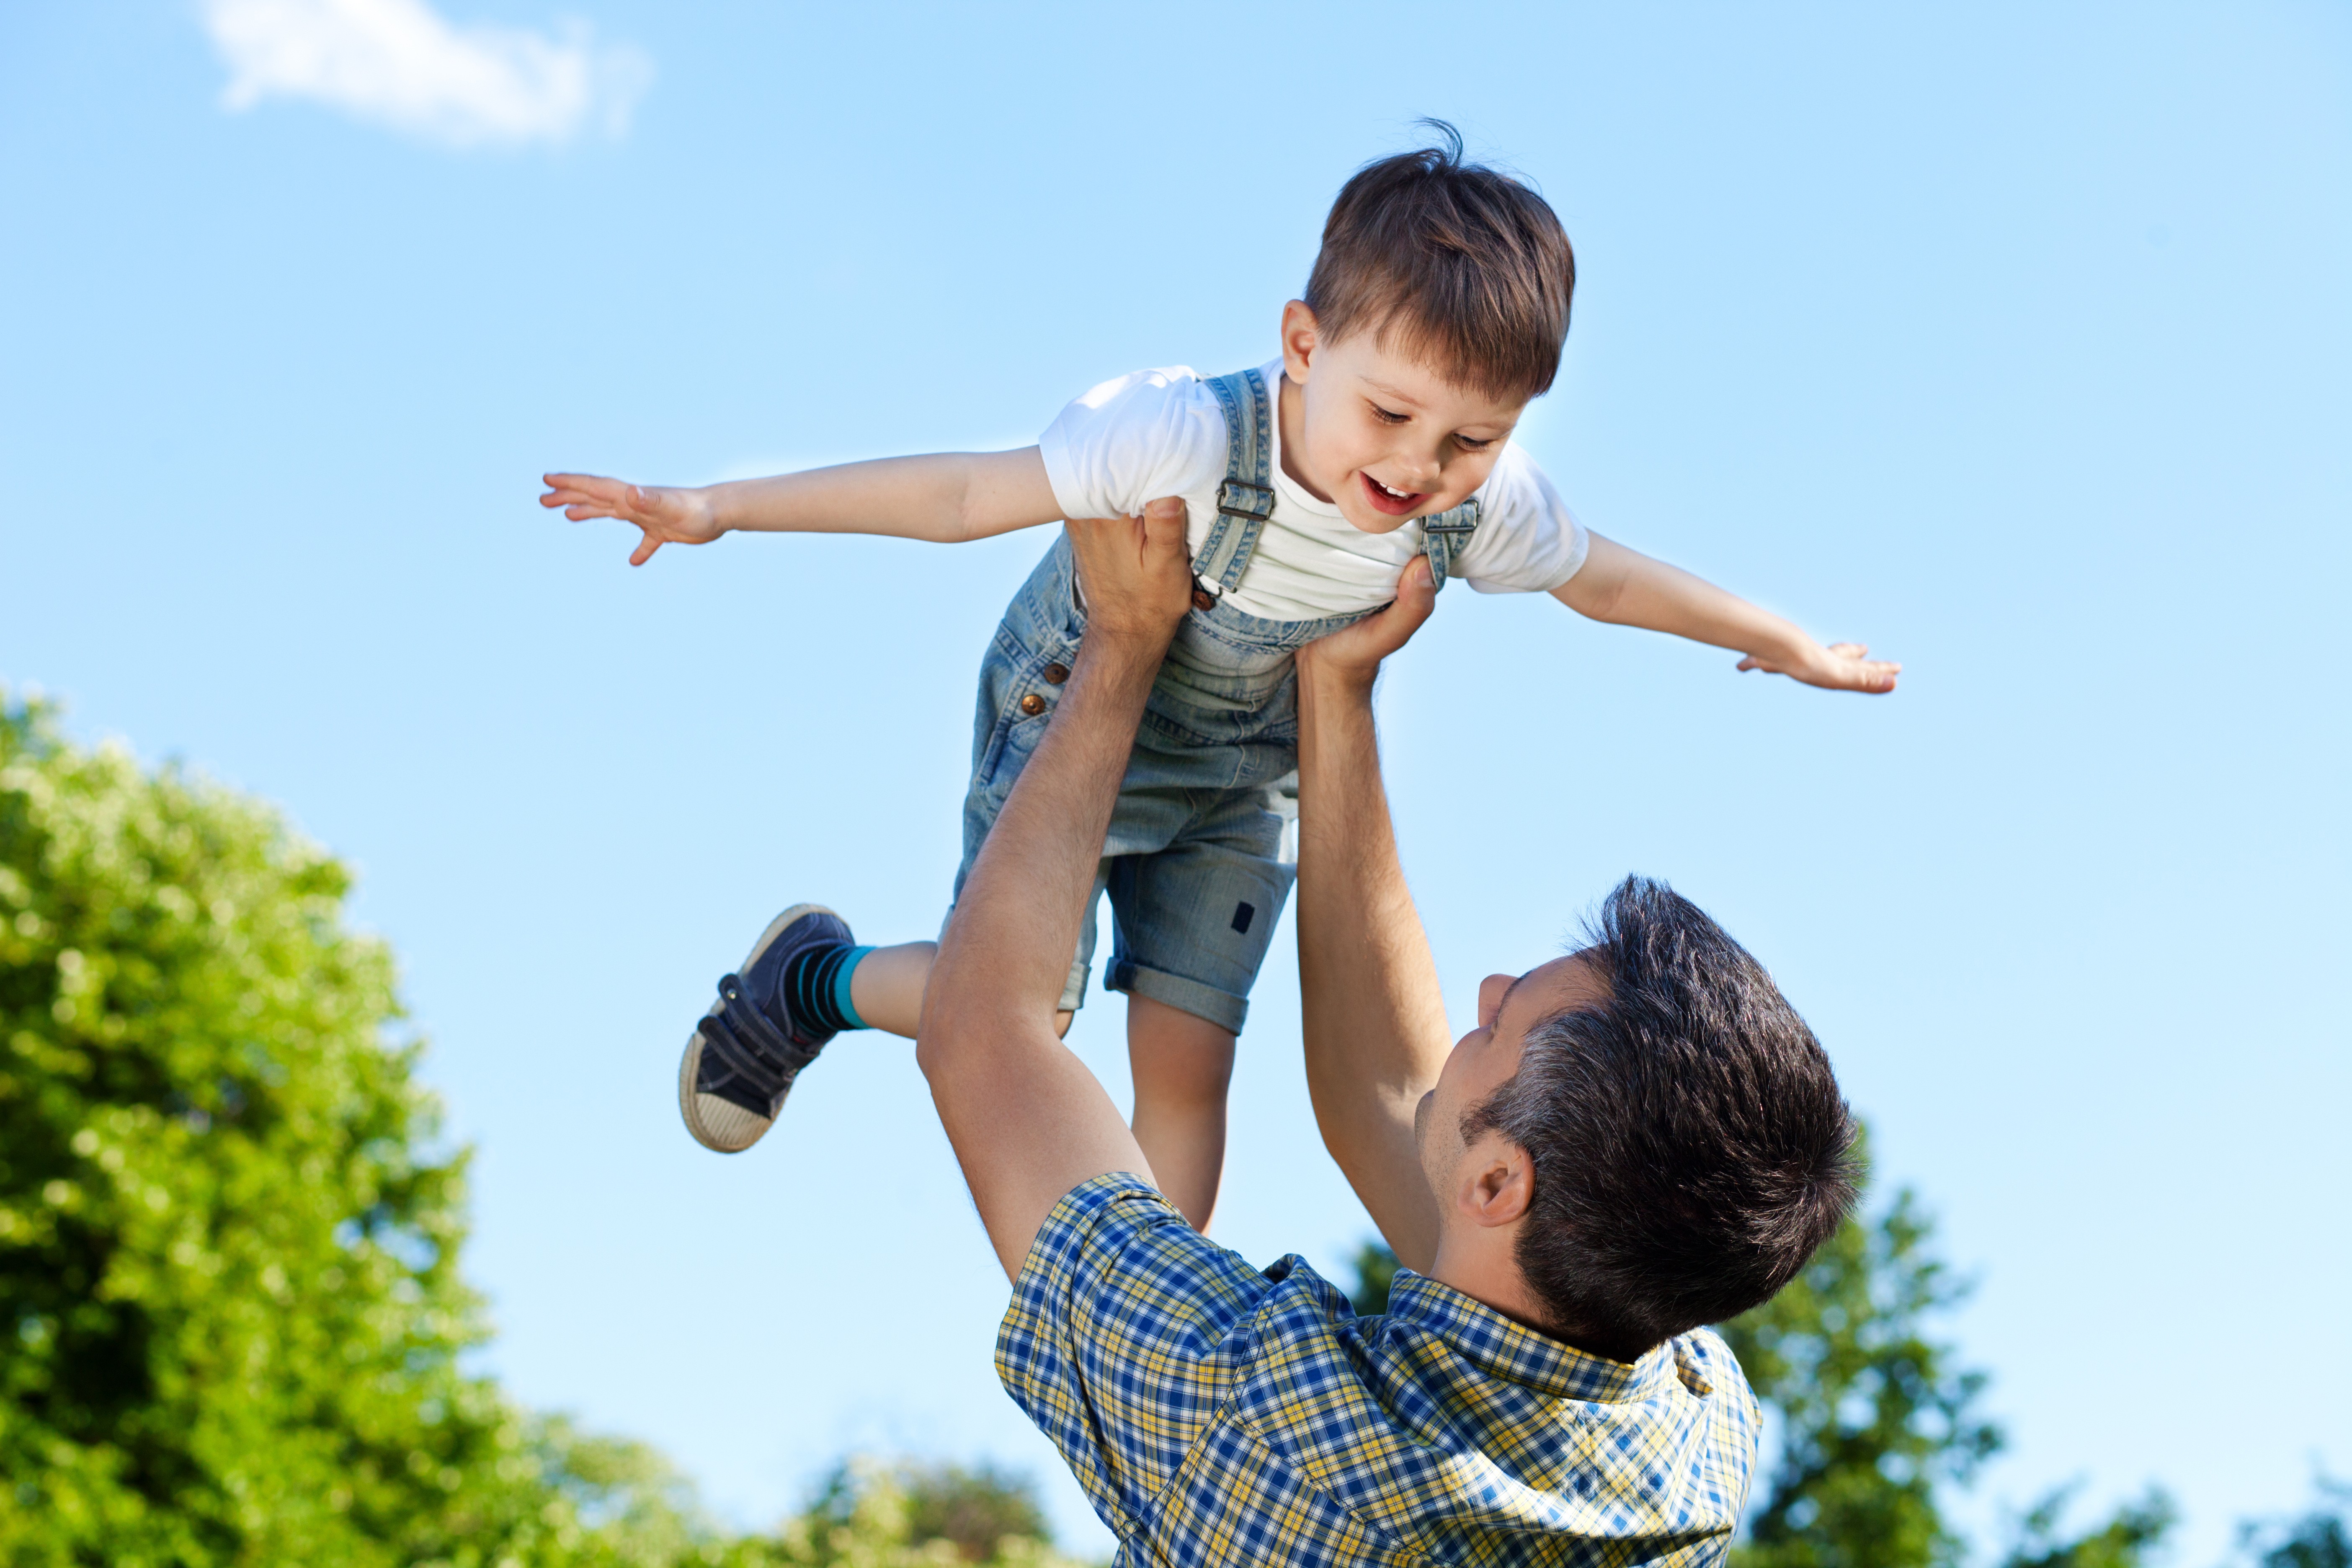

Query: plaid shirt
<box><xmin>997</xmin><ymin>1175</ymin><xmax>1760</xmax><ymax>1567</ymax></box>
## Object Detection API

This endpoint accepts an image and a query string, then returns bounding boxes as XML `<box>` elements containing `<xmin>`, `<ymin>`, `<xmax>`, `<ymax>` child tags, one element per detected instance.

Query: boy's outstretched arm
<box><xmin>916</xmin><ymin>501</ymin><xmax>1195</xmax><ymax>1281</ymax></box>
<box><xmin>540</xmin><ymin>448</ymin><xmax>1061</xmax><ymax>566</ymax></box>
<box><xmin>1554</xmin><ymin>532</ymin><xmax>1901</xmax><ymax>693</ymax></box>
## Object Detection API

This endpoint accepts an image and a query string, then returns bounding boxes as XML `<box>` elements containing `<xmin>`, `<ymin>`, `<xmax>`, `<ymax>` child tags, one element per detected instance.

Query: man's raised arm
<box><xmin>916</xmin><ymin>502</ymin><xmax>1194</xmax><ymax>1279</ymax></box>
<box><xmin>1293</xmin><ymin>558</ymin><xmax>1456</xmax><ymax>1274</ymax></box>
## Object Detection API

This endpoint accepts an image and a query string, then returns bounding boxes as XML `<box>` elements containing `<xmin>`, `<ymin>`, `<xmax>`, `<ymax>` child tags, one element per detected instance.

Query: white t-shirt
<box><xmin>1038</xmin><ymin>361</ymin><xmax>1588</xmax><ymax>622</ymax></box>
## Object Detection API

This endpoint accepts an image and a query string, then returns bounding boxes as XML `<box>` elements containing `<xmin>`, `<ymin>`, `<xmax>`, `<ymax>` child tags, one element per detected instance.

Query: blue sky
<box><xmin>4</xmin><ymin>1</ymin><xmax>2347</xmax><ymax>1560</ymax></box>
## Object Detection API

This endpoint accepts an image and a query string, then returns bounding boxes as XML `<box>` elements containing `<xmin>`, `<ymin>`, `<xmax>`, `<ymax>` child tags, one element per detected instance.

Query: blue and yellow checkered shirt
<box><xmin>997</xmin><ymin>1175</ymin><xmax>1760</xmax><ymax>1566</ymax></box>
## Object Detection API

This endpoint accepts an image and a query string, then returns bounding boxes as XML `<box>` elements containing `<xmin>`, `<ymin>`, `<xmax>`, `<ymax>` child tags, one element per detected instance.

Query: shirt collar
<box><xmin>1382</xmin><ymin>1268</ymin><xmax>1676</xmax><ymax>1405</ymax></box>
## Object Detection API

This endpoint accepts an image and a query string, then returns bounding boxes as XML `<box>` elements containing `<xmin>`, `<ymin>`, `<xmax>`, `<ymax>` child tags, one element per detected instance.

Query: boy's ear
<box><xmin>1280</xmin><ymin>299</ymin><xmax>1320</xmax><ymax>383</ymax></box>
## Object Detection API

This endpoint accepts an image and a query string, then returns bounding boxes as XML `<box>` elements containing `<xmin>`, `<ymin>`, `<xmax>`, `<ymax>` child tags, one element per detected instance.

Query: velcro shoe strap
<box><xmin>699</xmin><ymin>972</ymin><xmax>811</xmax><ymax>1101</ymax></box>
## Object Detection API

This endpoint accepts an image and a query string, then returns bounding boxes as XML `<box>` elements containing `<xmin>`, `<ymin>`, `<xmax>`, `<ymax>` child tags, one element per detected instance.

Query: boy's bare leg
<box><xmin>1125</xmin><ymin>995</ymin><xmax>1235</xmax><ymax>1232</ymax></box>
<box><xmin>851</xmin><ymin>941</ymin><xmax>1070</xmax><ymax>1039</ymax></box>
<box><xmin>855</xmin><ymin>944</ymin><xmax>1223</xmax><ymax>1225</ymax></box>
<box><xmin>847</xmin><ymin>941</ymin><xmax>938</xmax><ymax>1037</ymax></box>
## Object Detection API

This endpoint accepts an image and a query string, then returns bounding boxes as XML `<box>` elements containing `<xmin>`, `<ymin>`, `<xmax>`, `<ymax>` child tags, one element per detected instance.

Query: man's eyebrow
<box><xmin>1493</xmin><ymin>972</ymin><xmax>1529</xmax><ymax>1032</ymax></box>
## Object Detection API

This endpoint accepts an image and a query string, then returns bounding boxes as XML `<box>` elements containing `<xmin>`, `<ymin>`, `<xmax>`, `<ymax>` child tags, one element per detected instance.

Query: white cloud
<box><xmin>203</xmin><ymin>0</ymin><xmax>651</xmax><ymax>148</ymax></box>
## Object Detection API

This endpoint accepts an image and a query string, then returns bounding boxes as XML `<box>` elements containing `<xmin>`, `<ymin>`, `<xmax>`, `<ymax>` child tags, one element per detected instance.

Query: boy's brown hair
<box><xmin>1305</xmin><ymin>122</ymin><xmax>1575</xmax><ymax>405</ymax></box>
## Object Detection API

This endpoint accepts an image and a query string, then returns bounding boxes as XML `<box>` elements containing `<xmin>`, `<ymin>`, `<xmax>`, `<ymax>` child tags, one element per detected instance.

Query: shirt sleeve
<box><xmin>1453</xmin><ymin>443</ymin><xmax>1590</xmax><ymax>594</ymax></box>
<box><xmin>1037</xmin><ymin>368</ymin><xmax>1228</xmax><ymax>523</ymax></box>
<box><xmin>995</xmin><ymin>1173</ymin><xmax>1271</xmax><ymax>1538</ymax></box>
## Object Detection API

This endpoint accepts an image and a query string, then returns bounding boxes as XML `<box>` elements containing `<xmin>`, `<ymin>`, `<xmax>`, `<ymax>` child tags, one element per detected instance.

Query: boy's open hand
<box><xmin>539</xmin><ymin>472</ymin><xmax>720</xmax><ymax>567</ymax></box>
<box><xmin>1738</xmin><ymin>641</ymin><xmax>1901</xmax><ymax>694</ymax></box>
<box><xmin>1065</xmin><ymin>499</ymin><xmax>1194</xmax><ymax>647</ymax></box>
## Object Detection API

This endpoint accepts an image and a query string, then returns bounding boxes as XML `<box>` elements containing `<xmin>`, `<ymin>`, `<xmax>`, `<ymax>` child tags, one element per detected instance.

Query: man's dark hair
<box><xmin>1304</xmin><ymin>121</ymin><xmax>1575</xmax><ymax>404</ymax></box>
<box><xmin>1465</xmin><ymin>877</ymin><xmax>1859</xmax><ymax>1362</ymax></box>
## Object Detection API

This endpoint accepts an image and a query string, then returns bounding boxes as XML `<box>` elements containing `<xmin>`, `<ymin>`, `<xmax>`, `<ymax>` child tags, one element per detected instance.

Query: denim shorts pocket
<box><xmin>970</xmin><ymin>631</ymin><xmax>1073</xmax><ymax>803</ymax></box>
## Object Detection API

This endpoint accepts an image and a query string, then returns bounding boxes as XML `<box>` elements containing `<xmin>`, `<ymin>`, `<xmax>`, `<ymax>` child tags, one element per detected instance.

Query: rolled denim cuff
<box><xmin>1106</xmin><ymin>959</ymin><xmax>1246</xmax><ymax>1035</ymax></box>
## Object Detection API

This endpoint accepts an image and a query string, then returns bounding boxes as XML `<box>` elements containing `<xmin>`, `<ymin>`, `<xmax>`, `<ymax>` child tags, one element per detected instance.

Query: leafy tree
<box><xmin>1718</xmin><ymin>1161</ymin><xmax>2003</xmax><ymax>1568</ymax></box>
<box><xmin>0</xmin><ymin>694</ymin><xmax>1096</xmax><ymax>1566</ymax></box>
<box><xmin>1992</xmin><ymin>1485</ymin><xmax>2174</xmax><ymax>1568</ymax></box>
<box><xmin>1349</xmin><ymin>1239</ymin><xmax>1399</xmax><ymax>1318</ymax></box>
<box><xmin>0</xmin><ymin>696</ymin><xmax>709</xmax><ymax>1565</ymax></box>
<box><xmin>2233</xmin><ymin>1475</ymin><xmax>2351</xmax><ymax>1568</ymax></box>
<box><xmin>764</xmin><ymin>1459</ymin><xmax>1085</xmax><ymax>1566</ymax></box>
<box><xmin>1716</xmin><ymin>1141</ymin><xmax>2173</xmax><ymax>1568</ymax></box>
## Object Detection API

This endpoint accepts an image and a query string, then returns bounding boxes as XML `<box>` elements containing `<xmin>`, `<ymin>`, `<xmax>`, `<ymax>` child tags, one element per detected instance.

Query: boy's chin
<box><xmin>1338</xmin><ymin>504</ymin><xmax>1416</xmax><ymax>538</ymax></box>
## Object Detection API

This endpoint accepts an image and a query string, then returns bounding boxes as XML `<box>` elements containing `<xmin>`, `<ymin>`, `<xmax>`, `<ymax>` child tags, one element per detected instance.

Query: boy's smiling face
<box><xmin>1277</xmin><ymin>299</ymin><xmax>1529</xmax><ymax>536</ymax></box>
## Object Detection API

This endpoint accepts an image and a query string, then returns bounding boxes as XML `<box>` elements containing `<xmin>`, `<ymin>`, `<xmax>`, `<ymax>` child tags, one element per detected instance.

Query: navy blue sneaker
<box><xmin>678</xmin><ymin>904</ymin><xmax>853</xmax><ymax>1152</ymax></box>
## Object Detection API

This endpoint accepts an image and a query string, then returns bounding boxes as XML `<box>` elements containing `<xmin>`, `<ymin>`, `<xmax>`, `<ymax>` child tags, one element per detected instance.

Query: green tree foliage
<box><xmin>0</xmin><ymin>696</ymin><xmax>1093</xmax><ymax>1568</ymax></box>
<box><xmin>0</xmin><ymin>694</ymin><xmax>719</xmax><ymax>1565</ymax></box>
<box><xmin>1715</xmin><ymin>1143</ymin><xmax>2173</xmax><ymax>1568</ymax></box>
<box><xmin>2233</xmin><ymin>1476</ymin><xmax>2352</xmax><ymax>1568</ymax></box>
<box><xmin>764</xmin><ymin>1459</ymin><xmax>1084</xmax><ymax>1566</ymax></box>
<box><xmin>1349</xmin><ymin>1239</ymin><xmax>1399</xmax><ymax>1318</ymax></box>
<box><xmin>1993</xmin><ymin>1485</ymin><xmax>2174</xmax><ymax>1568</ymax></box>
<box><xmin>1718</xmin><ymin>1165</ymin><xmax>2002</xmax><ymax>1568</ymax></box>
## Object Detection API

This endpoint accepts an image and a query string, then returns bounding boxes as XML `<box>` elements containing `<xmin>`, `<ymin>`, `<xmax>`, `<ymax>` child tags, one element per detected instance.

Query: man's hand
<box><xmin>540</xmin><ymin>473</ymin><xmax>722</xmax><ymax>567</ymax></box>
<box><xmin>1296</xmin><ymin>555</ymin><xmax>1439</xmax><ymax>691</ymax></box>
<box><xmin>1736</xmin><ymin>640</ymin><xmax>1901</xmax><ymax>694</ymax></box>
<box><xmin>1065</xmin><ymin>498</ymin><xmax>1194</xmax><ymax>646</ymax></box>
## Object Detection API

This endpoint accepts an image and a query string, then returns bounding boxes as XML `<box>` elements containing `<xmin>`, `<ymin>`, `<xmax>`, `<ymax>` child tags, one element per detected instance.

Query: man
<box><xmin>914</xmin><ymin>503</ymin><xmax>1858</xmax><ymax>1565</ymax></box>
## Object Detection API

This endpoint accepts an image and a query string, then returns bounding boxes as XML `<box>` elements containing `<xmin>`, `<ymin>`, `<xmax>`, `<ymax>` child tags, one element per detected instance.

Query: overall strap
<box><xmin>1191</xmin><ymin>367</ymin><xmax>1276</xmax><ymax>606</ymax></box>
<box><xmin>1419</xmin><ymin>497</ymin><xmax>1482</xmax><ymax>594</ymax></box>
<box><xmin>1194</xmin><ymin>363</ymin><xmax>1482</xmax><ymax>604</ymax></box>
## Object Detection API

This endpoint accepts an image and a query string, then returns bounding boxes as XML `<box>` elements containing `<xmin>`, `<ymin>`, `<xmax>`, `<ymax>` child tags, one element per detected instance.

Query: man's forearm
<box><xmin>1295</xmin><ymin>658</ymin><xmax>1451</xmax><ymax>1272</ymax></box>
<box><xmin>926</xmin><ymin>629</ymin><xmax>1163</xmax><ymax>1029</ymax></box>
<box><xmin>916</xmin><ymin>511</ymin><xmax>1188</xmax><ymax>1279</ymax></box>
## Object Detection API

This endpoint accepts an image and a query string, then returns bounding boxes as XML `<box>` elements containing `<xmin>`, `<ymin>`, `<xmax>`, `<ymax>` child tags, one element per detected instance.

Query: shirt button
<box><xmin>1042</xmin><ymin>663</ymin><xmax>1070</xmax><ymax>685</ymax></box>
<box><xmin>1019</xmin><ymin>693</ymin><xmax>1047</xmax><ymax>717</ymax></box>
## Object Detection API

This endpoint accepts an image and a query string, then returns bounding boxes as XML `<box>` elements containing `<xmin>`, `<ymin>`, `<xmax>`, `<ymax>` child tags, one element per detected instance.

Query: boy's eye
<box><xmin>1370</xmin><ymin>404</ymin><xmax>1409</xmax><ymax>425</ymax></box>
<box><xmin>1455</xmin><ymin>435</ymin><xmax>1494</xmax><ymax>452</ymax></box>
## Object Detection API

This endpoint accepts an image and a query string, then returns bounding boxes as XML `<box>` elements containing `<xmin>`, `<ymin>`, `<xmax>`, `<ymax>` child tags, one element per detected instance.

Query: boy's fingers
<box><xmin>548</xmin><ymin>472</ymin><xmax>619</xmax><ymax>499</ymax></box>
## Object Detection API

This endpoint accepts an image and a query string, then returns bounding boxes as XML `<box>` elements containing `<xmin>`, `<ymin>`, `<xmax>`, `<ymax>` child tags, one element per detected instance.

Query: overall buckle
<box><xmin>1215</xmin><ymin>478</ymin><xmax>1274</xmax><ymax>520</ymax></box>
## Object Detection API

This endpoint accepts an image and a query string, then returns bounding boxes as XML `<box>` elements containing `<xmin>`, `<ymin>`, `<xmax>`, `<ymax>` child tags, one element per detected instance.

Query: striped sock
<box><xmin>783</xmin><ymin>943</ymin><xmax>871</xmax><ymax>1036</ymax></box>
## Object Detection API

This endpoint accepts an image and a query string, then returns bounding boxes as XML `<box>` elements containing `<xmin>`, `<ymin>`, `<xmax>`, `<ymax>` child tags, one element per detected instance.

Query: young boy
<box><xmin>541</xmin><ymin>128</ymin><xmax>1897</xmax><ymax>1230</ymax></box>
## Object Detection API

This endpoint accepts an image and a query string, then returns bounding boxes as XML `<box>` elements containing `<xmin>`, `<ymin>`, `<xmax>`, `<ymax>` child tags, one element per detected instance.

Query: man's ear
<box><xmin>1280</xmin><ymin>300</ymin><xmax>1320</xmax><ymax>383</ymax></box>
<box><xmin>1453</xmin><ymin>1135</ymin><xmax>1534</xmax><ymax>1230</ymax></box>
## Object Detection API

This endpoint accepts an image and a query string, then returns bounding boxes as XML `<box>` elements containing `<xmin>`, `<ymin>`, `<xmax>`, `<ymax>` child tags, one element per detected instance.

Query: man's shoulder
<box><xmin>1009</xmin><ymin>1174</ymin><xmax>1277</xmax><ymax>1343</ymax></box>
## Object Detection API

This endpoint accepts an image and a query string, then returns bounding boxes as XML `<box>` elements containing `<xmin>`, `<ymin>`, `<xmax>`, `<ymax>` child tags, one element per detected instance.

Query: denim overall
<box><xmin>952</xmin><ymin>366</ymin><xmax>1481</xmax><ymax>1032</ymax></box>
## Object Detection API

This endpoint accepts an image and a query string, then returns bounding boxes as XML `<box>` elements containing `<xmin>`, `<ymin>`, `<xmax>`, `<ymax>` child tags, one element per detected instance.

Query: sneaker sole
<box><xmin>677</xmin><ymin>903</ymin><xmax>840</xmax><ymax>1154</ymax></box>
